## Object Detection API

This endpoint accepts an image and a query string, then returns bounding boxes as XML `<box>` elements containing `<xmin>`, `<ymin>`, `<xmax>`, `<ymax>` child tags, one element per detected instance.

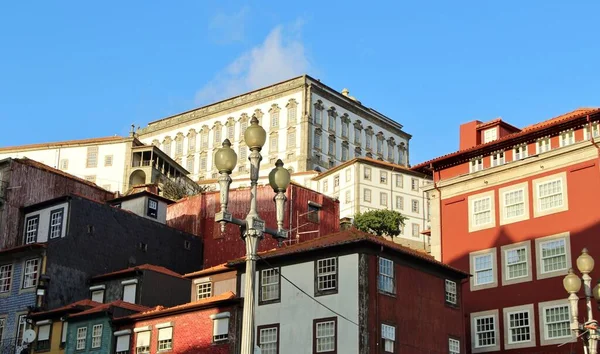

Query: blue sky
<box><xmin>1</xmin><ymin>1</ymin><xmax>599</xmax><ymax>164</ymax></box>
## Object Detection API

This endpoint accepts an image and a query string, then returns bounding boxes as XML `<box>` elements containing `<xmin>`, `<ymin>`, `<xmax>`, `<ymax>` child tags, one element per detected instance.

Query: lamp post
<box><xmin>563</xmin><ymin>248</ymin><xmax>600</xmax><ymax>354</ymax></box>
<box><xmin>213</xmin><ymin>115</ymin><xmax>290</xmax><ymax>354</ymax></box>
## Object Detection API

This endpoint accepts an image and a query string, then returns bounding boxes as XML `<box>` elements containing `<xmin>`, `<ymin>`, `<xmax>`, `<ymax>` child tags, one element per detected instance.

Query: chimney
<box><xmin>459</xmin><ymin>120</ymin><xmax>482</xmax><ymax>150</ymax></box>
<box><xmin>340</xmin><ymin>217</ymin><xmax>353</xmax><ymax>231</ymax></box>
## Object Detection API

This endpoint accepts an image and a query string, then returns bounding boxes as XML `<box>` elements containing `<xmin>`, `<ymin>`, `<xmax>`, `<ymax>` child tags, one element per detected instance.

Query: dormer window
<box><xmin>536</xmin><ymin>137</ymin><xmax>551</xmax><ymax>154</ymax></box>
<box><xmin>147</xmin><ymin>199</ymin><xmax>158</xmax><ymax>219</ymax></box>
<box><xmin>483</xmin><ymin>128</ymin><xmax>498</xmax><ymax>143</ymax></box>
<box><xmin>559</xmin><ymin>130</ymin><xmax>575</xmax><ymax>147</ymax></box>
<box><xmin>470</xmin><ymin>158</ymin><xmax>484</xmax><ymax>173</ymax></box>
<box><xmin>585</xmin><ymin>122</ymin><xmax>600</xmax><ymax>140</ymax></box>
<box><xmin>491</xmin><ymin>151</ymin><xmax>504</xmax><ymax>167</ymax></box>
<box><xmin>513</xmin><ymin>145</ymin><xmax>528</xmax><ymax>161</ymax></box>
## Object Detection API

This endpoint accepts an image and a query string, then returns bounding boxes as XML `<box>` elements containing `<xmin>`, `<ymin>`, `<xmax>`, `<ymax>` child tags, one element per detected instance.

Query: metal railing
<box><xmin>131</xmin><ymin>160</ymin><xmax>153</xmax><ymax>167</ymax></box>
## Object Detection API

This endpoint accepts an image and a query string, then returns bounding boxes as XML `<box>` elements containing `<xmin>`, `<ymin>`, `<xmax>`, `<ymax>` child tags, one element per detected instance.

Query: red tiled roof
<box><xmin>0</xmin><ymin>243</ymin><xmax>46</xmax><ymax>256</ymax></box>
<box><xmin>0</xmin><ymin>136</ymin><xmax>127</xmax><ymax>152</ymax></box>
<box><xmin>412</xmin><ymin>107</ymin><xmax>600</xmax><ymax>171</ymax></box>
<box><xmin>29</xmin><ymin>299</ymin><xmax>102</xmax><ymax>319</ymax></box>
<box><xmin>69</xmin><ymin>300</ymin><xmax>149</xmax><ymax>319</ymax></box>
<box><xmin>128</xmin><ymin>292</ymin><xmax>237</xmax><ymax>319</ymax></box>
<box><xmin>313</xmin><ymin>157</ymin><xmax>425</xmax><ymax>181</ymax></box>
<box><xmin>91</xmin><ymin>264</ymin><xmax>183</xmax><ymax>281</ymax></box>
<box><xmin>108</xmin><ymin>190</ymin><xmax>175</xmax><ymax>205</ymax></box>
<box><xmin>183</xmin><ymin>263</ymin><xmax>231</xmax><ymax>278</ymax></box>
<box><xmin>227</xmin><ymin>229</ymin><xmax>468</xmax><ymax>276</ymax></box>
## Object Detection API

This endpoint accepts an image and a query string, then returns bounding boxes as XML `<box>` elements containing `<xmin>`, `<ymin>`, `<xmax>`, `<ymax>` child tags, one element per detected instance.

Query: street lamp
<box><xmin>214</xmin><ymin>115</ymin><xmax>290</xmax><ymax>354</ymax></box>
<box><xmin>563</xmin><ymin>248</ymin><xmax>600</xmax><ymax>354</ymax></box>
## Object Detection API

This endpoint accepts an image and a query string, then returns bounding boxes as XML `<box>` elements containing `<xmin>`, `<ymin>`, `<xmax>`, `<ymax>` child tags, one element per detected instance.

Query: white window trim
<box><xmin>584</xmin><ymin>122</ymin><xmax>600</xmax><ymax>140</ymax></box>
<box><xmin>468</xmin><ymin>190</ymin><xmax>496</xmax><ymax>233</ymax></box>
<box><xmin>469</xmin><ymin>157</ymin><xmax>484</xmax><ymax>173</ymax></box>
<box><xmin>499</xmin><ymin>182</ymin><xmax>530</xmax><ymax>225</ymax></box>
<box><xmin>559</xmin><ymin>130</ymin><xmax>575</xmax><ymax>147</ymax></box>
<box><xmin>470</xmin><ymin>309</ymin><xmax>500</xmax><ymax>353</ymax></box>
<box><xmin>535</xmin><ymin>232</ymin><xmax>572</xmax><ymax>280</ymax></box>
<box><xmin>512</xmin><ymin>144</ymin><xmax>528</xmax><ymax>161</ymax></box>
<box><xmin>536</xmin><ymin>137</ymin><xmax>552</xmax><ymax>154</ymax></box>
<box><xmin>490</xmin><ymin>151</ymin><xmax>504</xmax><ymax>167</ymax></box>
<box><xmin>503</xmin><ymin>304</ymin><xmax>536</xmax><ymax>350</ymax></box>
<box><xmin>469</xmin><ymin>248</ymin><xmax>498</xmax><ymax>292</ymax></box>
<box><xmin>532</xmin><ymin>172</ymin><xmax>568</xmax><ymax>218</ymax></box>
<box><xmin>483</xmin><ymin>128</ymin><xmax>498</xmax><ymax>143</ymax></box>
<box><xmin>500</xmin><ymin>240</ymin><xmax>532</xmax><ymax>286</ymax></box>
<box><xmin>538</xmin><ymin>299</ymin><xmax>576</xmax><ymax>346</ymax></box>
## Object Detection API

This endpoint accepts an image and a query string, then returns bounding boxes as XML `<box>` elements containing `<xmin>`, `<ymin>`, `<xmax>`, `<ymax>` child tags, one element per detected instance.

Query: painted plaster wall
<box><xmin>241</xmin><ymin>253</ymin><xmax>359</xmax><ymax>354</ymax></box>
<box><xmin>120</xmin><ymin>196</ymin><xmax>167</xmax><ymax>224</ymax></box>
<box><xmin>23</xmin><ymin>202</ymin><xmax>69</xmax><ymax>243</ymax></box>
<box><xmin>65</xmin><ymin>316</ymin><xmax>112</xmax><ymax>354</ymax></box>
<box><xmin>30</xmin><ymin>320</ymin><xmax>65</xmax><ymax>354</ymax></box>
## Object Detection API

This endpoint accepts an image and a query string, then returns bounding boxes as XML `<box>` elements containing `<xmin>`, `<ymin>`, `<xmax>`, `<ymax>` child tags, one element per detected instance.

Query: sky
<box><xmin>1</xmin><ymin>1</ymin><xmax>599</xmax><ymax>164</ymax></box>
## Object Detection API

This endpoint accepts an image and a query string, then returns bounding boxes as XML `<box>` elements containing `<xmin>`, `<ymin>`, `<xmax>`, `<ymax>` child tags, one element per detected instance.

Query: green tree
<box><xmin>353</xmin><ymin>209</ymin><xmax>406</xmax><ymax>237</ymax></box>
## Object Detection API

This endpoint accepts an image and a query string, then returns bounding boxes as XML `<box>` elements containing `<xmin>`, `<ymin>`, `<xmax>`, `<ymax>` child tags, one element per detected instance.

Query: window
<box><xmin>61</xmin><ymin>321</ymin><xmax>68</xmax><ymax>346</ymax></box>
<box><xmin>539</xmin><ymin>236</ymin><xmax>569</xmax><ymax>277</ymax></box>
<box><xmin>333</xmin><ymin>175</ymin><xmax>340</xmax><ymax>191</ymax></box>
<box><xmin>260</xmin><ymin>268</ymin><xmax>280</xmax><ymax>304</ymax></box>
<box><xmin>366</xmin><ymin>132</ymin><xmax>373</xmax><ymax>150</ymax></box>
<box><xmin>506</xmin><ymin>247</ymin><xmax>528</xmax><ymax>279</ymax></box>
<box><xmin>342</xmin><ymin>120</ymin><xmax>349</xmax><ymax>138</ymax></box>
<box><xmin>341</xmin><ymin>144</ymin><xmax>348</xmax><ymax>161</ymax></box>
<box><xmin>513</xmin><ymin>145</ymin><xmax>528</xmax><ymax>161</ymax></box>
<box><xmin>91</xmin><ymin>324</ymin><xmax>103</xmax><ymax>348</ymax></box>
<box><xmin>377</xmin><ymin>137</ymin><xmax>383</xmax><ymax>155</ymax></box>
<box><xmin>395</xmin><ymin>174</ymin><xmax>403</xmax><ymax>188</ymax></box>
<box><xmin>147</xmin><ymin>198</ymin><xmax>158</xmax><ymax>218</ymax></box>
<box><xmin>411</xmin><ymin>223</ymin><xmax>420</xmax><ymax>237</ymax></box>
<box><xmin>491</xmin><ymin>151</ymin><xmax>504</xmax><ymax>167</ymax></box>
<box><xmin>445</xmin><ymin>280</ymin><xmax>457</xmax><ymax>305</ymax></box>
<box><xmin>381</xmin><ymin>324</ymin><xmax>395</xmax><ymax>352</ymax></box>
<box><xmin>84</xmin><ymin>175</ymin><xmax>97</xmax><ymax>183</ymax></box>
<box><xmin>103</xmin><ymin>155</ymin><xmax>113</xmax><ymax>167</ymax></box>
<box><xmin>188</xmin><ymin>131</ymin><xmax>196</xmax><ymax>152</ymax></box>
<box><xmin>345</xmin><ymin>169</ymin><xmax>351</xmax><ymax>182</ymax></box>
<box><xmin>0</xmin><ymin>264</ymin><xmax>11</xmax><ymax>292</ymax></box>
<box><xmin>270</xmin><ymin>135</ymin><xmax>278</xmax><ymax>152</ymax></box>
<box><xmin>197</xmin><ymin>282</ymin><xmax>212</xmax><ymax>299</ymax></box>
<box><xmin>483</xmin><ymin>128</ymin><xmax>497</xmax><ymax>143</ymax></box>
<box><xmin>175</xmin><ymin>137</ymin><xmax>184</xmax><ymax>156</ymax></box>
<box><xmin>395</xmin><ymin>196</ymin><xmax>403</xmax><ymax>210</ymax></box>
<box><xmin>378</xmin><ymin>257</ymin><xmax>394</xmax><ymax>294</ymax></box>
<box><xmin>539</xmin><ymin>300</ymin><xmax>573</xmax><ymax>346</ymax></box>
<box><xmin>411</xmin><ymin>178</ymin><xmax>418</xmax><ymax>191</ymax></box>
<box><xmin>123</xmin><ymin>282</ymin><xmax>137</xmax><ymax>303</ymax></box>
<box><xmin>227</xmin><ymin>124</ymin><xmax>235</xmax><ymax>141</ymax></box>
<box><xmin>387</xmin><ymin>143</ymin><xmax>394</xmax><ymax>161</ymax></box>
<box><xmin>59</xmin><ymin>159</ymin><xmax>68</xmax><ymax>170</ymax></box>
<box><xmin>211</xmin><ymin>312</ymin><xmax>230</xmax><ymax>342</ymax></box>
<box><xmin>0</xmin><ymin>319</ymin><xmax>4</xmax><ymax>347</ymax></box>
<box><xmin>158</xmin><ymin>327</ymin><xmax>173</xmax><ymax>351</ymax></box>
<box><xmin>186</xmin><ymin>156</ymin><xmax>194</xmax><ymax>173</ymax></box>
<box><xmin>258</xmin><ymin>325</ymin><xmax>279</xmax><ymax>354</ymax></box>
<box><xmin>214</xmin><ymin>127</ymin><xmax>222</xmax><ymax>145</ymax></box>
<box><xmin>364</xmin><ymin>188</ymin><xmax>371</xmax><ymax>203</ymax></box>
<box><xmin>449</xmin><ymin>338</ymin><xmax>460</xmax><ymax>354</ymax></box>
<box><xmin>503</xmin><ymin>189</ymin><xmax>524</xmax><ymax>219</ymax></box>
<box><xmin>308</xmin><ymin>202</ymin><xmax>321</xmax><ymax>223</ymax></box>
<box><xmin>77</xmin><ymin>327</ymin><xmax>87</xmax><ymax>350</ymax></box>
<box><xmin>86</xmin><ymin>146</ymin><xmax>98</xmax><ymax>168</ymax></box>
<box><xmin>380</xmin><ymin>171</ymin><xmax>388</xmax><ymax>184</ymax></box>
<box><xmin>470</xmin><ymin>194</ymin><xmax>493</xmax><ymax>231</ymax></box>
<box><xmin>328</xmin><ymin>111</ymin><xmax>335</xmax><ymax>131</ymax></box>
<box><xmin>380</xmin><ymin>192</ymin><xmax>387</xmax><ymax>206</ymax></box>
<box><xmin>344</xmin><ymin>191</ymin><xmax>351</xmax><ymax>204</ymax></box>
<box><xmin>24</xmin><ymin>215</ymin><xmax>39</xmax><ymax>244</ymax></box>
<box><xmin>469</xmin><ymin>248</ymin><xmax>498</xmax><ymax>291</ymax></box>
<box><xmin>323</xmin><ymin>180</ymin><xmax>328</xmax><ymax>193</ymax></box>
<box><xmin>314</xmin><ymin>130</ymin><xmax>322</xmax><ymax>149</ymax></box>
<box><xmin>287</xmin><ymin>130</ymin><xmax>296</xmax><ymax>149</ymax></box>
<box><xmin>537</xmin><ymin>137</ymin><xmax>551</xmax><ymax>153</ymax></box>
<box><xmin>507</xmin><ymin>309</ymin><xmax>531</xmax><ymax>344</ymax></box>
<box><xmin>354</xmin><ymin>127</ymin><xmax>361</xmax><ymax>144</ymax></box>
<box><xmin>200</xmin><ymin>155</ymin><xmax>207</xmax><ymax>170</ymax></box>
<box><xmin>364</xmin><ymin>167</ymin><xmax>371</xmax><ymax>180</ymax></box>
<box><xmin>560</xmin><ymin>130</ymin><xmax>575</xmax><ymax>147</ymax></box>
<box><xmin>470</xmin><ymin>158</ymin><xmax>483</xmax><ymax>172</ymax></box>
<box><xmin>288</xmin><ymin>103</ymin><xmax>297</xmax><ymax>125</ymax></box>
<box><xmin>115</xmin><ymin>334</ymin><xmax>130</xmax><ymax>354</ymax></box>
<box><xmin>163</xmin><ymin>139</ymin><xmax>172</xmax><ymax>156</ymax></box>
<box><xmin>314</xmin><ymin>318</ymin><xmax>336</xmax><ymax>353</ymax></box>
<box><xmin>36</xmin><ymin>324</ymin><xmax>51</xmax><ymax>351</ymax></box>
<box><xmin>271</xmin><ymin>110</ymin><xmax>279</xmax><ymax>128</ymax></box>
<box><xmin>536</xmin><ymin>177</ymin><xmax>564</xmax><ymax>213</ymax></box>
<box><xmin>16</xmin><ymin>314</ymin><xmax>29</xmax><ymax>345</ymax></box>
<box><xmin>49</xmin><ymin>209</ymin><xmax>64</xmax><ymax>239</ymax></box>
<box><xmin>474</xmin><ymin>315</ymin><xmax>496</xmax><ymax>348</ymax></box>
<box><xmin>314</xmin><ymin>105</ymin><xmax>323</xmax><ymax>125</ymax></box>
<box><xmin>23</xmin><ymin>258</ymin><xmax>40</xmax><ymax>289</ymax></box>
<box><xmin>136</xmin><ymin>330</ymin><xmax>150</xmax><ymax>353</ymax></box>
<box><xmin>91</xmin><ymin>289</ymin><xmax>105</xmax><ymax>303</ymax></box>
<box><xmin>328</xmin><ymin>136</ymin><xmax>335</xmax><ymax>156</ymax></box>
<box><xmin>411</xmin><ymin>199</ymin><xmax>419</xmax><ymax>213</ymax></box>
<box><xmin>315</xmin><ymin>258</ymin><xmax>337</xmax><ymax>295</ymax></box>
<box><xmin>585</xmin><ymin>122</ymin><xmax>600</xmax><ymax>140</ymax></box>
<box><xmin>201</xmin><ymin>131</ymin><xmax>209</xmax><ymax>149</ymax></box>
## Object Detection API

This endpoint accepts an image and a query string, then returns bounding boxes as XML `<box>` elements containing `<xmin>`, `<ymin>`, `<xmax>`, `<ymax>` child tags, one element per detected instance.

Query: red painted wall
<box><xmin>167</xmin><ymin>183</ymin><xmax>340</xmax><ymax>268</ymax></box>
<box><xmin>460</xmin><ymin>121</ymin><xmax>482</xmax><ymax>151</ymax></box>
<box><xmin>440</xmin><ymin>158</ymin><xmax>600</xmax><ymax>353</ymax></box>
<box><xmin>367</xmin><ymin>254</ymin><xmax>465</xmax><ymax>353</ymax></box>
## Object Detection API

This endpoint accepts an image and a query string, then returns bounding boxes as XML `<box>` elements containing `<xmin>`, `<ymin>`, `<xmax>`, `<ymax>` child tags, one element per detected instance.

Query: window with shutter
<box><xmin>116</xmin><ymin>334</ymin><xmax>130</xmax><ymax>354</ymax></box>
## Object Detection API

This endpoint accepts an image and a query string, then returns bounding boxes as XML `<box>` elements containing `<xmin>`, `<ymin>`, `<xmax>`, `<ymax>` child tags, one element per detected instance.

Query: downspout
<box><xmin>433</xmin><ymin>164</ymin><xmax>443</xmax><ymax>262</ymax></box>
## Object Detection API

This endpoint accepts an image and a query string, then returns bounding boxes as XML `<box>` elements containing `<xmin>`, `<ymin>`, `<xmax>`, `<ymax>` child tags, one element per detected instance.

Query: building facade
<box><xmin>137</xmin><ymin>75</ymin><xmax>411</xmax><ymax>181</ymax></box>
<box><xmin>413</xmin><ymin>107</ymin><xmax>600</xmax><ymax>353</ymax></box>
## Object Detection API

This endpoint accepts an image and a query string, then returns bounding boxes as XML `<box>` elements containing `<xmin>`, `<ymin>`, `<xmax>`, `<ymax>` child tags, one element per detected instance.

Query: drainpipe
<box><xmin>431</xmin><ymin>164</ymin><xmax>443</xmax><ymax>261</ymax></box>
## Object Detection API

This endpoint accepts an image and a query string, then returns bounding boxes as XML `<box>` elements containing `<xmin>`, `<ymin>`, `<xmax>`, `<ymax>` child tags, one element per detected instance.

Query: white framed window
<box><xmin>91</xmin><ymin>324</ymin><xmax>103</xmax><ymax>348</ymax></box>
<box><xmin>115</xmin><ymin>334</ymin><xmax>130</xmax><ymax>354</ymax></box>
<box><xmin>411</xmin><ymin>223</ymin><xmax>420</xmax><ymax>237</ymax></box>
<box><xmin>468</xmin><ymin>191</ymin><xmax>495</xmax><ymax>232</ymax></box>
<box><xmin>513</xmin><ymin>144</ymin><xmax>528</xmax><ymax>161</ymax></box>
<box><xmin>538</xmin><ymin>300</ymin><xmax>575</xmax><ymax>346</ymax></box>
<box><xmin>86</xmin><ymin>146</ymin><xmax>98</xmax><ymax>168</ymax></box>
<box><xmin>328</xmin><ymin>137</ymin><xmax>335</xmax><ymax>156</ymax></box>
<box><xmin>559</xmin><ymin>130</ymin><xmax>575</xmax><ymax>147</ymax></box>
<box><xmin>584</xmin><ymin>122</ymin><xmax>600</xmax><ymax>140</ymax></box>
<box><xmin>445</xmin><ymin>280</ymin><xmax>457</xmax><ymax>305</ymax></box>
<box><xmin>16</xmin><ymin>314</ymin><xmax>29</xmax><ymax>345</ymax></box>
<box><xmin>364</xmin><ymin>188</ymin><xmax>371</xmax><ymax>203</ymax></box>
<box><xmin>333</xmin><ymin>175</ymin><xmax>340</xmax><ymax>191</ymax></box>
<box><xmin>411</xmin><ymin>199</ymin><xmax>419</xmax><ymax>213</ymax></box>
<box><xmin>147</xmin><ymin>199</ymin><xmax>159</xmax><ymax>218</ymax></box>
<box><xmin>345</xmin><ymin>168</ymin><xmax>351</xmax><ymax>182</ymax></box>
<box><xmin>483</xmin><ymin>128</ymin><xmax>497</xmax><ymax>143</ymax></box>
<box><xmin>469</xmin><ymin>158</ymin><xmax>483</xmax><ymax>172</ymax></box>
<box><xmin>377</xmin><ymin>137</ymin><xmax>384</xmax><ymax>155</ymax></box>
<box><xmin>411</xmin><ymin>178</ymin><xmax>419</xmax><ymax>191</ymax></box>
<box><xmin>364</xmin><ymin>167</ymin><xmax>371</xmax><ymax>180</ymax></box>
<box><xmin>381</xmin><ymin>324</ymin><xmax>395</xmax><ymax>352</ymax></box>
<box><xmin>316</xmin><ymin>258</ymin><xmax>337</xmax><ymax>295</ymax></box>
<box><xmin>315</xmin><ymin>318</ymin><xmax>336</xmax><ymax>353</ymax></box>
<box><xmin>186</xmin><ymin>156</ymin><xmax>194</xmax><ymax>173</ymax></box>
<box><xmin>258</xmin><ymin>325</ymin><xmax>278</xmax><ymax>354</ymax></box>
<box><xmin>366</xmin><ymin>132</ymin><xmax>373</xmax><ymax>150</ymax></box>
<box><xmin>469</xmin><ymin>248</ymin><xmax>497</xmax><ymax>291</ymax></box>
<box><xmin>328</xmin><ymin>111</ymin><xmax>335</xmax><ymax>131</ymax></box>
<box><xmin>499</xmin><ymin>182</ymin><xmax>529</xmax><ymax>225</ymax></box>
<box><xmin>23</xmin><ymin>258</ymin><xmax>40</xmax><ymax>289</ymax></box>
<box><xmin>380</xmin><ymin>192</ymin><xmax>388</xmax><ymax>206</ymax></box>
<box><xmin>196</xmin><ymin>282</ymin><xmax>212</xmax><ymax>299</ymax></box>
<box><xmin>175</xmin><ymin>138</ymin><xmax>184</xmax><ymax>155</ymax></box>
<box><xmin>354</xmin><ymin>127</ymin><xmax>361</xmax><ymax>145</ymax></box>
<box><xmin>136</xmin><ymin>330</ymin><xmax>151</xmax><ymax>353</ymax></box>
<box><xmin>287</xmin><ymin>130</ymin><xmax>296</xmax><ymax>149</ymax></box>
<box><xmin>314</xmin><ymin>131</ymin><xmax>322</xmax><ymax>149</ymax></box>
<box><xmin>491</xmin><ymin>151</ymin><xmax>504</xmax><ymax>167</ymax></box>
<box><xmin>314</xmin><ymin>105</ymin><xmax>323</xmax><ymax>125</ymax></box>
<box><xmin>380</xmin><ymin>171</ymin><xmax>387</xmax><ymax>184</ymax></box>
<box><xmin>395</xmin><ymin>174</ymin><xmax>403</xmax><ymax>188</ymax></box>
<box><xmin>0</xmin><ymin>264</ymin><xmax>12</xmax><ymax>293</ymax></box>
<box><xmin>59</xmin><ymin>159</ymin><xmax>69</xmax><ymax>170</ymax></box>
<box><xmin>24</xmin><ymin>215</ymin><xmax>39</xmax><ymax>244</ymax></box>
<box><xmin>536</xmin><ymin>137</ymin><xmax>551</xmax><ymax>153</ymax></box>
<box><xmin>342</xmin><ymin>120</ymin><xmax>349</xmax><ymax>138</ymax></box>
<box><xmin>200</xmin><ymin>131</ymin><xmax>209</xmax><ymax>149</ymax></box>
<box><xmin>535</xmin><ymin>233</ymin><xmax>571</xmax><ymax>280</ymax></box>
<box><xmin>158</xmin><ymin>327</ymin><xmax>173</xmax><ymax>351</ymax></box>
<box><xmin>104</xmin><ymin>155</ymin><xmax>113</xmax><ymax>167</ymax></box>
<box><xmin>470</xmin><ymin>310</ymin><xmax>500</xmax><ymax>353</ymax></box>
<box><xmin>344</xmin><ymin>191</ymin><xmax>351</xmax><ymax>204</ymax></box>
<box><xmin>501</xmin><ymin>240</ymin><xmax>532</xmax><ymax>286</ymax></box>
<box><xmin>378</xmin><ymin>257</ymin><xmax>394</xmax><ymax>294</ymax></box>
<box><xmin>91</xmin><ymin>289</ymin><xmax>105</xmax><ymax>303</ymax></box>
<box><xmin>211</xmin><ymin>312</ymin><xmax>230</xmax><ymax>342</ymax></box>
<box><xmin>260</xmin><ymin>268</ymin><xmax>280</xmax><ymax>303</ymax></box>
<box><xmin>37</xmin><ymin>323</ymin><xmax>51</xmax><ymax>350</ymax></box>
<box><xmin>395</xmin><ymin>196</ymin><xmax>403</xmax><ymax>210</ymax></box>
<box><xmin>49</xmin><ymin>209</ymin><xmax>64</xmax><ymax>239</ymax></box>
<box><xmin>504</xmin><ymin>306</ymin><xmax>534</xmax><ymax>348</ymax></box>
<box><xmin>449</xmin><ymin>338</ymin><xmax>460</xmax><ymax>354</ymax></box>
<box><xmin>270</xmin><ymin>135</ymin><xmax>279</xmax><ymax>152</ymax></box>
<box><xmin>534</xmin><ymin>173</ymin><xmax>568</xmax><ymax>217</ymax></box>
<box><xmin>123</xmin><ymin>282</ymin><xmax>137</xmax><ymax>303</ymax></box>
<box><xmin>77</xmin><ymin>327</ymin><xmax>87</xmax><ymax>350</ymax></box>
<box><xmin>227</xmin><ymin>124</ymin><xmax>235</xmax><ymax>141</ymax></box>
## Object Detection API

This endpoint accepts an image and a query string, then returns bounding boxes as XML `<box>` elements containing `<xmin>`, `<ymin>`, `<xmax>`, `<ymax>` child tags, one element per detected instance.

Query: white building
<box><xmin>136</xmin><ymin>75</ymin><xmax>411</xmax><ymax>181</ymax></box>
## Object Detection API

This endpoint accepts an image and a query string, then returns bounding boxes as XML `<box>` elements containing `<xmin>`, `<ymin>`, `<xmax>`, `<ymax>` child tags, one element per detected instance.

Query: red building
<box><xmin>413</xmin><ymin>107</ymin><xmax>600</xmax><ymax>353</ymax></box>
<box><xmin>167</xmin><ymin>182</ymin><xmax>340</xmax><ymax>268</ymax></box>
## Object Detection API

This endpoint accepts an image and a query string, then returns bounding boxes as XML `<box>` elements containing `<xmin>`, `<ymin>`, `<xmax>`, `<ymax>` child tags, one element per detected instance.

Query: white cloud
<box><xmin>195</xmin><ymin>23</ymin><xmax>311</xmax><ymax>105</ymax></box>
<box><xmin>209</xmin><ymin>6</ymin><xmax>250</xmax><ymax>44</ymax></box>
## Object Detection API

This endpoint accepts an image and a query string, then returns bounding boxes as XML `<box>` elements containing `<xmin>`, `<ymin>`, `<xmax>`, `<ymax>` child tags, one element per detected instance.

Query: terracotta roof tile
<box><xmin>183</xmin><ymin>263</ymin><xmax>231</xmax><ymax>278</ymax></box>
<box><xmin>0</xmin><ymin>243</ymin><xmax>46</xmax><ymax>256</ymax></box>
<box><xmin>0</xmin><ymin>136</ymin><xmax>127</xmax><ymax>152</ymax></box>
<box><xmin>69</xmin><ymin>300</ymin><xmax>149</xmax><ymax>319</ymax></box>
<box><xmin>91</xmin><ymin>264</ymin><xmax>183</xmax><ymax>281</ymax></box>
<box><xmin>29</xmin><ymin>299</ymin><xmax>103</xmax><ymax>319</ymax></box>
<box><xmin>128</xmin><ymin>292</ymin><xmax>237</xmax><ymax>319</ymax></box>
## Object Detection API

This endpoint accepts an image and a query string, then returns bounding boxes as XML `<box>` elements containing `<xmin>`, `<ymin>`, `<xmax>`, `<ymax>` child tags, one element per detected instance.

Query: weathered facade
<box><xmin>167</xmin><ymin>183</ymin><xmax>340</xmax><ymax>268</ymax></box>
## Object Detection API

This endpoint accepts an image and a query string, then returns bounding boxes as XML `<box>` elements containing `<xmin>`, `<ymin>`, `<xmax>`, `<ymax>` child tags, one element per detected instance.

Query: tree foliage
<box><xmin>353</xmin><ymin>209</ymin><xmax>406</xmax><ymax>238</ymax></box>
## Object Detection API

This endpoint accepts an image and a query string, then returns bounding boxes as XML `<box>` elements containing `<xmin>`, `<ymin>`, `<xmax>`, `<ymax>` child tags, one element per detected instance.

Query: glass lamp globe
<box><xmin>563</xmin><ymin>268</ymin><xmax>582</xmax><ymax>294</ymax></box>
<box><xmin>244</xmin><ymin>115</ymin><xmax>266</xmax><ymax>150</ymax></box>
<box><xmin>268</xmin><ymin>159</ymin><xmax>291</xmax><ymax>193</ymax></box>
<box><xmin>214</xmin><ymin>139</ymin><xmax>237</xmax><ymax>173</ymax></box>
<box><xmin>593</xmin><ymin>281</ymin><xmax>600</xmax><ymax>303</ymax></box>
<box><xmin>577</xmin><ymin>248</ymin><xmax>595</xmax><ymax>274</ymax></box>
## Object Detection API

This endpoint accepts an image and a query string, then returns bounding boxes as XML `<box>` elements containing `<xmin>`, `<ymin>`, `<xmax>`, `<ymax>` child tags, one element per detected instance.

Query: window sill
<box><xmin>258</xmin><ymin>299</ymin><xmax>281</xmax><ymax>306</ymax></box>
<box><xmin>445</xmin><ymin>302</ymin><xmax>460</xmax><ymax>310</ymax></box>
<box><xmin>378</xmin><ymin>290</ymin><xmax>396</xmax><ymax>298</ymax></box>
<box><xmin>314</xmin><ymin>289</ymin><xmax>338</xmax><ymax>297</ymax></box>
